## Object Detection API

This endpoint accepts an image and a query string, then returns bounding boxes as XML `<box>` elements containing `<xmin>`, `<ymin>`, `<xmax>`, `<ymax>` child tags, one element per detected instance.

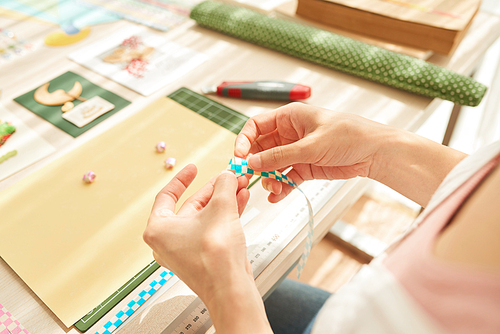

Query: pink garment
<box><xmin>384</xmin><ymin>154</ymin><xmax>500</xmax><ymax>334</ymax></box>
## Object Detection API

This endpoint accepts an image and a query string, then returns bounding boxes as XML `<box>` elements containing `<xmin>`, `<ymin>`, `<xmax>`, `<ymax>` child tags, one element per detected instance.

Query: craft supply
<box><xmin>79</xmin><ymin>0</ymin><xmax>201</xmax><ymax>31</ymax></box>
<box><xmin>156</xmin><ymin>141</ymin><xmax>166</xmax><ymax>153</ymax></box>
<box><xmin>0</xmin><ymin>302</ymin><xmax>29</xmax><ymax>334</ymax></box>
<box><xmin>94</xmin><ymin>270</ymin><xmax>175</xmax><ymax>334</ymax></box>
<box><xmin>14</xmin><ymin>71</ymin><xmax>131</xmax><ymax>137</ymax></box>
<box><xmin>0</xmin><ymin>91</ymin><xmax>238</xmax><ymax>326</ymax></box>
<box><xmin>0</xmin><ymin>0</ymin><xmax>118</xmax><ymax>34</ymax></box>
<box><xmin>0</xmin><ymin>104</ymin><xmax>56</xmax><ymax>181</ymax></box>
<box><xmin>61</xmin><ymin>102</ymin><xmax>74</xmax><ymax>112</ymax></box>
<box><xmin>380</xmin><ymin>0</ymin><xmax>462</xmax><ymax>18</ymax></box>
<box><xmin>228</xmin><ymin>156</ymin><xmax>313</xmax><ymax>276</ymax></box>
<box><xmin>0</xmin><ymin>28</ymin><xmax>38</xmax><ymax>66</ymax></box>
<box><xmin>83</xmin><ymin>171</ymin><xmax>96</xmax><ymax>183</ymax></box>
<box><xmin>190</xmin><ymin>1</ymin><xmax>487</xmax><ymax>106</ymax></box>
<box><xmin>62</xmin><ymin>96</ymin><xmax>115</xmax><ymax>128</ymax></box>
<box><xmin>201</xmin><ymin>81</ymin><xmax>311</xmax><ymax>100</ymax></box>
<box><xmin>0</xmin><ymin>150</ymin><xmax>17</xmax><ymax>164</ymax></box>
<box><xmin>74</xmin><ymin>88</ymin><xmax>250</xmax><ymax>330</ymax></box>
<box><xmin>0</xmin><ymin>121</ymin><xmax>16</xmax><ymax>147</ymax></box>
<box><xmin>34</xmin><ymin>82</ymin><xmax>84</xmax><ymax>106</ymax></box>
<box><xmin>164</xmin><ymin>157</ymin><xmax>176</xmax><ymax>169</ymax></box>
<box><xmin>295</xmin><ymin>0</ymin><xmax>477</xmax><ymax>54</ymax></box>
<box><xmin>44</xmin><ymin>27</ymin><xmax>93</xmax><ymax>47</ymax></box>
<box><xmin>68</xmin><ymin>27</ymin><xmax>208</xmax><ymax>96</ymax></box>
<box><xmin>169</xmin><ymin>87</ymin><xmax>249</xmax><ymax>135</ymax></box>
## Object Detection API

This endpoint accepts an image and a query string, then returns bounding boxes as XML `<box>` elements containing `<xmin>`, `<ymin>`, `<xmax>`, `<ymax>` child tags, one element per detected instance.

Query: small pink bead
<box><xmin>156</xmin><ymin>141</ymin><xmax>166</xmax><ymax>153</ymax></box>
<box><xmin>164</xmin><ymin>157</ymin><xmax>176</xmax><ymax>169</ymax></box>
<box><xmin>83</xmin><ymin>171</ymin><xmax>96</xmax><ymax>183</ymax></box>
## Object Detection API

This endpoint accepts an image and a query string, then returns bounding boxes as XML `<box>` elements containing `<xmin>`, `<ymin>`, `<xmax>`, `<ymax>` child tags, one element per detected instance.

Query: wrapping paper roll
<box><xmin>190</xmin><ymin>1</ymin><xmax>487</xmax><ymax>106</ymax></box>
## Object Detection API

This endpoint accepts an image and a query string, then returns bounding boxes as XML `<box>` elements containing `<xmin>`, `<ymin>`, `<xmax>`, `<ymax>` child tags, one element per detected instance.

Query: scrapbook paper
<box><xmin>69</xmin><ymin>26</ymin><xmax>208</xmax><ymax>96</ymax></box>
<box><xmin>0</xmin><ymin>104</ymin><xmax>56</xmax><ymax>181</ymax></box>
<box><xmin>14</xmin><ymin>71</ymin><xmax>130</xmax><ymax>137</ymax></box>
<box><xmin>0</xmin><ymin>96</ymin><xmax>236</xmax><ymax>326</ymax></box>
<box><xmin>62</xmin><ymin>96</ymin><xmax>115</xmax><ymax>128</ymax></box>
<box><xmin>0</xmin><ymin>0</ymin><xmax>118</xmax><ymax>30</ymax></box>
<box><xmin>79</xmin><ymin>0</ymin><xmax>201</xmax><ymax>31</ymax></box>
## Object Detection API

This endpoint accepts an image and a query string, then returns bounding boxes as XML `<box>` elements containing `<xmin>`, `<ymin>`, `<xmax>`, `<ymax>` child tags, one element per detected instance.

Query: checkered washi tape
<box><xmin>228</xmin><ymin>157</ymin><xmax>297</xmax><ymax>187</ymax></box>
<box><xmin>228</xmin><ymin>157</ymin><xmax>313</xmax><ymax>277</ymax></box>
<box><xmin>95</xmin><ymin>270</ymin><xmax>174</xmax><ymax>334</ymax></box>
<box><xmin>0</xmin><ymin>303</ymin><xmax>29</xmax><ymax>334</ymax></box>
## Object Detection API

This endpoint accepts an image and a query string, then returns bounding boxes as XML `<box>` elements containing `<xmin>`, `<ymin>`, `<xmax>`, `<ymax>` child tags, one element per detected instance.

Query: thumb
<box><xmin>248</xmin><ymin>141</ymin><xmax>309</xmax><ymax>171</ymax></box>
<box><xmin>210</xmin><ymin>170</ymin><xmax>239</xmax><ymax>210</ymax></box>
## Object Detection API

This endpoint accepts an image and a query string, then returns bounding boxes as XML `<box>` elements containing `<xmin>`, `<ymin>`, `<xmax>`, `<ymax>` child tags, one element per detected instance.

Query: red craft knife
<box><xmin>201</xmin><ymin>81</ymin><xmax>311</xmax><ymax>101</ymax></box>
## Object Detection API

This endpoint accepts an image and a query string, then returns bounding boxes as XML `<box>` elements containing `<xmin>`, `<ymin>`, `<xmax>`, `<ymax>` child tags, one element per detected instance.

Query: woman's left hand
<box><xmin>143</xmin><ymin>164</ymin><xmax>251</xmax><ymax>302</ymax></box>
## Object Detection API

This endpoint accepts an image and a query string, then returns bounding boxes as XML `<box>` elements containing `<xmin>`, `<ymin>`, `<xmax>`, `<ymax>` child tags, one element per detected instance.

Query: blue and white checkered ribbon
<box><xmin>95</xmin><ymin>270</ymin><xmax>174</xmax><ymax>334</ymax></box>
<box><xmin>228</xmin><ymin>157</ymin><xmax>313</xmax><ymax>277</ymax></box>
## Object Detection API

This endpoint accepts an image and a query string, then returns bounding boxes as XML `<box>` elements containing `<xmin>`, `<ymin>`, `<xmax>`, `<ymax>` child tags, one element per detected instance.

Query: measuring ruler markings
<box><xmin>161</xmin><ymin>179</ymin><xmax>345</xmax><ymax>334</ymax></box>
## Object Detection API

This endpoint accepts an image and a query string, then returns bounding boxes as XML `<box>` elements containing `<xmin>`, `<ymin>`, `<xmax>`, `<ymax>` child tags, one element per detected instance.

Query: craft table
<box><xmin>0</xmin><ymin>1</ymin><xmax>499</xmax><ymax>333</ymax></box>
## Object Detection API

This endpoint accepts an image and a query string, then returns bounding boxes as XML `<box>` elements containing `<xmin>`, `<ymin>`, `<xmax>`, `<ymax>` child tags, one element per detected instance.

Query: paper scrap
<box><xmin>0</xmin><ymin>303</ymin><xmax>29</xmax><ymax>334</ymax></box>
<box><xmin>62</xmin><ymin>96</ymin><xmax>115</xmax><ymax>128</ymax></box>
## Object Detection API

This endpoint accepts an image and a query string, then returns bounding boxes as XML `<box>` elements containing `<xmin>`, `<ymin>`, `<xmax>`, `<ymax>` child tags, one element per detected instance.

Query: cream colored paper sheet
<box><xmin>0</xmin><ymin>97</ymin><xmax>236</xmax><ymax>326</ymax></box>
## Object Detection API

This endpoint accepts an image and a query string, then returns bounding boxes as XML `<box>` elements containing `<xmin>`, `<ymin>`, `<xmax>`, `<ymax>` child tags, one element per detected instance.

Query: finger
<box><xmin>151</xmin><ymin>164</ymin><xmax>197</xmax><ymax>217</ymax></box>
<box><xmin>209</xmin><ymin>170</ymin><xmax>239</xmax><ymax>211</ymax></box>
<box><xmin>236</xmin><ymin>188</ymin><xmax>250</xmax><ymax>216</ymax></box>
<box><xmin>253</xmin><ymin>130</ymin><xmax>282</xmax><ymax>152</ymax></box>
<box><xmin>261</xmin><ymin>177</ymin><xmax>282</xmax><ymax>195</ymax></box>
<box><xmin>177</xmin><ymin>176</ymin><xmax>216</xmax><ymax>216</ymax></box>
<box><xmin>266</xmin><ymin>168</ymin><xmax>305</xmax><ymax>203</ymax></box>
<box><xmin>247</xmin><ymin>139</ymin><xmax>311</xmax><ymax>172</ymax></box>
<box><xmin>237</xmin><ymin>175</ymin><xmax>250</xmax><ymax>191</ymax></box>
<box><xmin>234</xmin><ymin>110</ymin><xmax>279</xmax><ymax>158</ymax></box>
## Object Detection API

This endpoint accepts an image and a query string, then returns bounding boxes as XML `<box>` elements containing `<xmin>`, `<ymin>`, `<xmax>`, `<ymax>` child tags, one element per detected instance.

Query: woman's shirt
<box><xmin>312</xmin><ymin>140</ymin><xmax>500</xmax><ymax>334</ymax></box>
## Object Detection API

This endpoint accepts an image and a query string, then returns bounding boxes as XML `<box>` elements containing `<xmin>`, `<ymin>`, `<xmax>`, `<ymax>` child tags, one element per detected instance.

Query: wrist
<box><xmin>368</xmin><ymin>127</ymin><xmax>466</xmax><ymax>206</ymax></box>
<box><xmin>203</xmin><ymin>271</ymin><xmax>272</xmax><ymax>334</ymax></box>
<box><xmin>368</xmin><ymin>126</ymin><xmax>413</xmax><ymax>183</ymax></box>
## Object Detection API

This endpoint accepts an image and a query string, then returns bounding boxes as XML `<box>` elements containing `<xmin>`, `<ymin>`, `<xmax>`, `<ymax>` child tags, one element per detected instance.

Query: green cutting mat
<box><xmin>170</xmin><ymin>87</ymin><xmax>249</xmax><ymax>135</ymax></box>
<box><xmin>74</xmin><ymin>87</ymin><xmax>248</xmax><ymax>331</ymax></box>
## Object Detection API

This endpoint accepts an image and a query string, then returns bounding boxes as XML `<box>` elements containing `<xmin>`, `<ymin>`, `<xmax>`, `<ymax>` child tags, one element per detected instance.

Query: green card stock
<box><xmin>190</xmin><ymin>1</ymin><xmax>487</xmax><ymax>106</ymax></box>
<box><xmin>14</xmin><ymin>71</ymin><xmax>130</xmax><ymax>137</ymax></box>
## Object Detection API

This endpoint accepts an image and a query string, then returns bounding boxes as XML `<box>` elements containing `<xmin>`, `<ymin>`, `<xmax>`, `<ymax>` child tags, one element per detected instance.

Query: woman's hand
<box><xmin>235</xmin><ymin>102</ymin><xmax>392</xmax><ymax>202</ymax></box>
<box><xmin>143</xmin><ymin>164</ymin><xmax>251</xmax><ymax>300</ymax></box>
<box><xmin>143</xmin><ymin>164</ymin><xmax>272</xmax><ymax>333</ymax></box>
<box><xmin>234</xmin><ymin>102</ymin><xmax>466</xmax><ymax>207</ymax></box>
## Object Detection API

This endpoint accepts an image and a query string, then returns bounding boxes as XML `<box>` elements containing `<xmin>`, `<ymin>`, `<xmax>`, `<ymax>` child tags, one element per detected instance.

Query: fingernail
<box><xmin>248</xmin><ymin>154</ymin><xmax>262</xmax><ymax>169</ymax></box>
<box><xmin>265</xmin><ymin>182</ymin><xmax>274</xmax><ymax>193</ymax></box>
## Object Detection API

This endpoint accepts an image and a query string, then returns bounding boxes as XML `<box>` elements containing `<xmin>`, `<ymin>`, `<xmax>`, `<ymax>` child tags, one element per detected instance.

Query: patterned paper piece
<box><xmin>227</xmin><ymin>157</ymin><xmax>313</xmax><ymax>277</ymax></box>
<box><xmin>0</xmin><ymin>121</ymin><xmax>16</xmax><ymax>148</ymax></box>
<box><xmin>0</xmin><ymin>303</ymin><xmax>29</xmax><ymax>334</ymax></box>
<box><xmin>94</xmin><ymin>270</ymin><xmax>174</xmax><ymax>334</ymax></box>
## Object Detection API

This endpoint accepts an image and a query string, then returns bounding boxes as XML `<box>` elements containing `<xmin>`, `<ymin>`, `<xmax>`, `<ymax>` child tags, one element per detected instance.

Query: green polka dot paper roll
<box><xmin>190</xmin><ymin>1</ymin><xmax>487</xmax><ymax>107</ymax></box>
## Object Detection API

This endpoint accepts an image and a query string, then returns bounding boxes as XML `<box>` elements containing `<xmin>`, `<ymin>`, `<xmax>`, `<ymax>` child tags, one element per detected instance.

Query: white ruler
<box><xmin>161</xmin><ymin>179</ymin><xmax>345</xmax><ymax>334</ymax></box>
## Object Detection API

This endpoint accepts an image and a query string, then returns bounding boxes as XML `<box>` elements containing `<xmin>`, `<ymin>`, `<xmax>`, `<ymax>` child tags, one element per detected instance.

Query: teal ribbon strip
<box><xmin>228</xmin><ymin>157</ymin><xmax>313</xmax><ymax>277</ymax></box>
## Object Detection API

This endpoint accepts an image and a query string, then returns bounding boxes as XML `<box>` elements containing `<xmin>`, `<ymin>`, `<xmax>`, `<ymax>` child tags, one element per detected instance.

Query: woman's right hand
<box><xmin>234</xmin><ymin>102</ymin><xmax>397</xmax><ymax>202</ymax></box>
